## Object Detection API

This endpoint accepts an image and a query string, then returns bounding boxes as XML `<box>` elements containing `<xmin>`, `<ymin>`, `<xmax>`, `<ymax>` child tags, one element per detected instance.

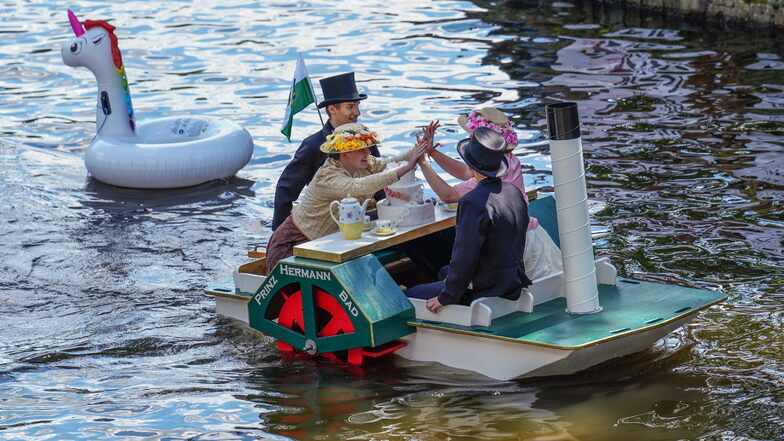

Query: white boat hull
<box><xmin>397</xmin><ymin>315</ymin><xmax>690</xmax><ymax>380</ymax></box>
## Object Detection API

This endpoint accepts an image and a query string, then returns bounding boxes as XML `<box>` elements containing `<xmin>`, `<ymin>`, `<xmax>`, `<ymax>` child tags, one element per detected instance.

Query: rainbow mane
<box><xmin>83</xmin><ymin>20</ymin><xmax>122</xmax><ymax>68</ymax></box>
<box><xmin>83</xmin><ymin>19</ymin><xmax>135</xmax><ymax>131</ymax></box>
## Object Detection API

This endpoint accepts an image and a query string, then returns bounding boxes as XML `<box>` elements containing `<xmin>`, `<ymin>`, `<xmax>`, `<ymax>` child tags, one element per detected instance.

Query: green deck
<box><xmin>409</xmin><ymin>278</ymin><xmax>726</xmax><ymax>349</ymax></box>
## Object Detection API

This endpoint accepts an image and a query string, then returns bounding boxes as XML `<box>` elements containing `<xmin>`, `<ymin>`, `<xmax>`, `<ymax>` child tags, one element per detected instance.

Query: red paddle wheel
<box><xmin>274</xmin><ymin>285</ymin><xmax>404</xmax><ymax>365</ymax></box>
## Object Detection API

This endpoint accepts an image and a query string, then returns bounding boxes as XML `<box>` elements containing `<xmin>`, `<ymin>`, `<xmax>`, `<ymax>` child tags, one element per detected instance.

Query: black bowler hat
<box><xmin>456</xmin><ymin>127</ymin><xmax>509</xmax><ymax>178</ymax></box>
<box><xmin>316</xmin><ymin>72</ymin><xmax>367</xmax><ymax>108</ymax></box>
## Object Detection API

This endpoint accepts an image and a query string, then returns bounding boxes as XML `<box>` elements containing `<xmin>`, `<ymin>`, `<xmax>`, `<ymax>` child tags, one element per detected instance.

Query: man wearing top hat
<box><xmin>406</xmin><ymin>127</ymin><xmax>532</xmax><ymax>312</ymax></box>
<box><xmin>271</xmin><ymin>72</ymin><xmax>380</xmax><ymax>231</ymax></box>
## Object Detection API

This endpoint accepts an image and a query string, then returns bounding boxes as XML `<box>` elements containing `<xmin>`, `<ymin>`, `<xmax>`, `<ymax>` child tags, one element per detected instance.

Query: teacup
<box><xmin>375</xmin><ymin>219</ymin><xmax>393</xmax><ymax>232</ymax></box>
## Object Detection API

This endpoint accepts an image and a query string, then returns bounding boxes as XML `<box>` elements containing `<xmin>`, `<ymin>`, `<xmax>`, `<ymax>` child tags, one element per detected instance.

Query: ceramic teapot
<box><xmin>329</xmin><ymin>196</ymin><xmax>370</xmax><ymax>239</ymax></box>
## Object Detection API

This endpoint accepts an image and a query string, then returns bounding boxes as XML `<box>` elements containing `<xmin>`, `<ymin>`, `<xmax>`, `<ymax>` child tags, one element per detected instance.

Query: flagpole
<box><xmin>298</xmin><ymin>52</ymin><xmax>324</xmax><ymax>126</ymax></box>
<box><xmin>309</xmin><ymin>76</ymin><xmax>325</xmax><ymax>126</ymax></box>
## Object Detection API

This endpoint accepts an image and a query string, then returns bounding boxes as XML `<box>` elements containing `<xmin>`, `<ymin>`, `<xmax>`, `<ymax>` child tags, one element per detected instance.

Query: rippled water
<box><xmin>1</xmin><ymin>0</ymin><xmax>782</xmax><ymax>440</ymax></box>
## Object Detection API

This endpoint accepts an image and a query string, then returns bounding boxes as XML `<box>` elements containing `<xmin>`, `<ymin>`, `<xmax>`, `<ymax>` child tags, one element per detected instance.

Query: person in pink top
<box><xmin>418</xmin><ymin>108</ymin><xmax>562</xmax><ymax>280</ymax></box>
<box><xmin>422</xmin><ymin>110</ymin><xmax>535</xmax><ymax>227</ymax></box>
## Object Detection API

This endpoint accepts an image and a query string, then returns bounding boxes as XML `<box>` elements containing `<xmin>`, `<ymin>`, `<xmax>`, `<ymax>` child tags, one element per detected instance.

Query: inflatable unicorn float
<box><xmin>61</xmin><ymin>10</ymin><xmax>254</xmax><ymax>189</ymax></box>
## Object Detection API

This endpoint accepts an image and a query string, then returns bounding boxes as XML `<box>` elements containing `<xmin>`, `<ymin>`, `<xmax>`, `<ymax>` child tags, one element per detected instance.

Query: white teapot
<box><xmin>329</xmin><ymin>196</ymin><xmax>370</xmax><ymax>239</ymax></box>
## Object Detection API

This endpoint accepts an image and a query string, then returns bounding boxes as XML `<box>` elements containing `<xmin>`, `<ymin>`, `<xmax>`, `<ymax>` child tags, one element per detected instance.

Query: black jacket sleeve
<box><xmin>271</xmin><ymin>140</ymin><xmax>323</xmax><ymax>230</ymax></box>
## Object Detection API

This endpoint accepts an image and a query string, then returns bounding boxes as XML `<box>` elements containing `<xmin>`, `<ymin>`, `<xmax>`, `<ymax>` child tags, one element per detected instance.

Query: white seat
<box><xmin>410</xmin><ymin>291</ymin><xmax>533</xmax><ymax>327</ymax></box>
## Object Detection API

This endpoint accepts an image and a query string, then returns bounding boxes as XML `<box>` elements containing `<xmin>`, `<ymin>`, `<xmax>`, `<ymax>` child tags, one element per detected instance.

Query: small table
<box><xmin>293</xmin><ymin>206</ymin><xmax>457</xmax><ymax>263</ymax></box>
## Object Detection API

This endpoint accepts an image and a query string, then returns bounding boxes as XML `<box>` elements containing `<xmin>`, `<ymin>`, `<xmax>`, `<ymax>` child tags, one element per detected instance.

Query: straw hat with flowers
<box><xmin>457</xmin><ymin>107</ymin><xmax>518</xmax><ymax>149</ymax></box>
<box><xmin>320</xmin><ymin>123</ymin><xmax>383</xmax><ymax>154</ymax></box>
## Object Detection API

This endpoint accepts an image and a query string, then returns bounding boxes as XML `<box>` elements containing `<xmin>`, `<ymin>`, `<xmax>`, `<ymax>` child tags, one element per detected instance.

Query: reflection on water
<box><xmin>1</xmin><ymin>0</ymin><xmax>782</xmax><ymax>439</ymax></box>
<box><xmin>80</xmin><ymin>177</ymin><xmax>256</xmax><ymax>219</ymax></box>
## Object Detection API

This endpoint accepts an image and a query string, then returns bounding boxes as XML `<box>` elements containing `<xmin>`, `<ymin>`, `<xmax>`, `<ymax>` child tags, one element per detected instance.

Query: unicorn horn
<box><xmin>68</xmin><ymin>9</ymin><xmax>85</xmax><ymax>37</ymax></box>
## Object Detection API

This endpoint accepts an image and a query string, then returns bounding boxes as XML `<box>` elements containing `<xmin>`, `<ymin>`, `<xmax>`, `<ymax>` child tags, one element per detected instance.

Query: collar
<box><xmin>325</xmin><ymin>158</ymin><xmax>350</xmax><ymax>174</ymax></box>
<box><xmin>322</xmin><ymin>120</ymin><xmax>335</xmax><ymax>136</ymax></box>
<box><xmin>478</xmin><ymin>176</ymin><xmax>501</xmax><ymax>186</ymax></box>
<box><xmin>326</xmin><ymin>157</ymin><xmax>370</xmax><ymax>177</ymax></box>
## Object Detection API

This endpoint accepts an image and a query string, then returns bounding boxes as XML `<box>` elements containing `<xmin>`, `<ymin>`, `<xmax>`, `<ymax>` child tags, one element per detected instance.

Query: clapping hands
<box><xmin>422</xmin><ymin>120</ymin><xmax>440</xmax><ymax>155</ymax></box>
<box><xmin>405</xmin><ymin>135</ymin><xmax>430</xmax><ymax>173</ymax></box>
<box><xmin>415</xmin><ymin>120</ymin><xmax>440</xmax><ymax>164</ymax></box>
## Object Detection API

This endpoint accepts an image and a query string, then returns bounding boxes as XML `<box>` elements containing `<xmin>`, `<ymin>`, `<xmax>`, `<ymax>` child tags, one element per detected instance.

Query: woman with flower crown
<box><xmin>418</xmin><ymin>108</ymin><xmax>562</xmax><ymax>280</ymax></box>
<box><xmin>265</xmin><ymin>123</ymin><xmax>428</xmax><ymax>274</ymax></box>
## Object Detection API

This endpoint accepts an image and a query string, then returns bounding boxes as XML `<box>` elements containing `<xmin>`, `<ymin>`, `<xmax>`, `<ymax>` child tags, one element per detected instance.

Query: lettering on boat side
<box><xmin>279</xmin><ymin>264</ymin><xmax>331</xmax><ymax>281</ymax></box>
<box><xmin>338</xmin><ymin>290</ymin><xmax>359</xmax><ymax>317</ymax></box>
<box><xmin>254</xmin><ymin>275</ymin><xmax>277</xmax><ymax>305</ymax></box>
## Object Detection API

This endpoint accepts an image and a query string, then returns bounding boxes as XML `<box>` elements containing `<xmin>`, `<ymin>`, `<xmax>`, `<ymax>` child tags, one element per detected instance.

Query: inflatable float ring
<box><xmin>61</xmin><ymin>10</ymin><xmax>254</xmax><ymax>189</ymax></box>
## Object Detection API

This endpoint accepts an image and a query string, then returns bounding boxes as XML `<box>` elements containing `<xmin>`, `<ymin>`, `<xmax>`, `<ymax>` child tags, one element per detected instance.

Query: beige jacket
<box><xmin>292</xmin><ymin>150</ymin><xmax>410</xmax><ymax>240</ymax></box>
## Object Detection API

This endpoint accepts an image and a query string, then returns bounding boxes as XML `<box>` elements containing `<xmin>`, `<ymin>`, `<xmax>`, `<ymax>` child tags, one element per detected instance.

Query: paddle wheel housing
<box><xmin>247</xmin><ymin>254</ymin><xmax>415</xmax><ymax>364</ymax></box>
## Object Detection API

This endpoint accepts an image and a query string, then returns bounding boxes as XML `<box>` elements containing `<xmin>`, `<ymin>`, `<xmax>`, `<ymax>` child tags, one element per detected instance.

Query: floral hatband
<box><xmin>464</xmin><ymin>110</ymin><xmax>518</xmax><ymax>146</ymax></box>
<box><xmin>320</xmin><ymin>123</ymin><xmax>383</xmax><ymax>154</ymax></box>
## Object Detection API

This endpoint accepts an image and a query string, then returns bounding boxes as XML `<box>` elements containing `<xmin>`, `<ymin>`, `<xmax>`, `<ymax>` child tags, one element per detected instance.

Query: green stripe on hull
<box><xmin>409</xmin><ymin>279</ymin><xmax>726</xmax><ymax>349</ymax></box>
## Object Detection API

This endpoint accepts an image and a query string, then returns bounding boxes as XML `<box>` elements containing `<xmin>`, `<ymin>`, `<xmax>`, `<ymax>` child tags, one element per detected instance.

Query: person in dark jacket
<box><xmin>271</xmin><ymin>72</ymin><xmax>381</xmax><ymax>231</ymax></box>
<box><xmin>405</xmin><ymin>127</ymin><xmax>532</xmax><ymax>313</ymax></box>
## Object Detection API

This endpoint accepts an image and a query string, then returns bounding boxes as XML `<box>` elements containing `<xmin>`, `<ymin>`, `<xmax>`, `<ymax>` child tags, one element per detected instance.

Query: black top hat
<box><xmin>456</xmin><ymin>127</ymin><xmax>509</xmax><ymax>178</ymax></box>
<box><xmin>316</xmin><ymin>72</ymin><xmax>367</xmax><ymax>108</ymax></box>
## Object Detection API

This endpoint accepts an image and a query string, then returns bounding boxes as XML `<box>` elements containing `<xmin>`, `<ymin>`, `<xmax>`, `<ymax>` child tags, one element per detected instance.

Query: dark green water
<box><xmin>1</xmin><ymin>0</ymin><xmax>782</xmax><ymax>440</ymax></box>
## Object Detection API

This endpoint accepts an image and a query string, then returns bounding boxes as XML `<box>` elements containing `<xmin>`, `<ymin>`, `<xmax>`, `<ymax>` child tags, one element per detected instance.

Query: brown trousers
<box><xmin>265</xmin><ymin>216</ymin><xmax>308</xmax><ymax>275</ymax></box>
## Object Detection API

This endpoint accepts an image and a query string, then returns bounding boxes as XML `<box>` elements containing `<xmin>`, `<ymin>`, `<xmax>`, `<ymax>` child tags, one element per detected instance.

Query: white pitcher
<box><xmin>329</xmin><ymin>196</ymin><xmax>370</xmax><ymax>239</ymax></box>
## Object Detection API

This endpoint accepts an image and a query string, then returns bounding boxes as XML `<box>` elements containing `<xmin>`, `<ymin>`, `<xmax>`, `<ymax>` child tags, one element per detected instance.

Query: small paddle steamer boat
<box><xmin>205</xmin><ymin>103</ymin><xmax>725</xmax><ymax>380</ymax></box>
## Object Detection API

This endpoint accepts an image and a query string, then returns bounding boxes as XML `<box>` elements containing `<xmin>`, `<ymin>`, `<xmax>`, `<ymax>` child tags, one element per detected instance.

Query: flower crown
<box><xmin>465</xmin><ymin>110</ymin><xmax>518</xmax><ymax>146</ymax></box>
<box><xmin>322</xmin><ymin>125</ymin><xmax>382</xmax><ymax>153</ymax></box>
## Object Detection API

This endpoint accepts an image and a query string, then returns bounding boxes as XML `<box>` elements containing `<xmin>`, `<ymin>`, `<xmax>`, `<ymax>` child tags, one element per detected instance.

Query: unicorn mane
<box><xmin>83</xmin><ymin>19</ymin><xmax>135</xmax><ymax>132</ymax></box>
<box><xmin>83</xmin><ymin>20</ymin><xmax>123</xmax><ymax>69</ymax></box>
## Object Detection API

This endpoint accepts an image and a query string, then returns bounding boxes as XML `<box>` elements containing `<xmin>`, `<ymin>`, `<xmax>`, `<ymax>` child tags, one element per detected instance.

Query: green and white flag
<box><xmin>280</xmin><ymin>53</ymin><xmax>316</xmax><ymax>141</ymax></box>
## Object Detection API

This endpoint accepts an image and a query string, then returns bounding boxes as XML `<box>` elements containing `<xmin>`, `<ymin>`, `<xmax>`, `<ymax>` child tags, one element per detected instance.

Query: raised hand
<box><xmin>412</xmin><ymin>135</ymin><xmax>429</xmax><ymax>162</ymax></box>
<box><xmin>421</xmin><ymin>120</ymin><xmax>440</xmax><ymax>154</ymax></box>
<box><xmin>400</xmin><ymin>135</ymin><xmax>429</xmax><ymax>176</ymax></box>
<box><xmin>415</xmin><ymin>133</ymin><xmax>427</xmax><ymax>164</ymax></box>
<box><xmin>425</xmin><ymin>120</ymin><xmax>440</xmax><ymax>138</ymax></box>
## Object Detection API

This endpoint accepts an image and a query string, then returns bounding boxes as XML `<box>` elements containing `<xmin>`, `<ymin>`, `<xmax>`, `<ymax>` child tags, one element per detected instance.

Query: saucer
<box><xmin>371</xmin><ymin>228</ymin><xmax>397</xmax><ymax>236</ymax></box>
<box><xmin>363</xmin><ymin>221</ymin><xmax>375</xmax><ymax>231</ymax></box>
<box><xmin>440</xmin><ymin>204</ymin><xmax>458</xmax><ymax>212</ymax></box>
